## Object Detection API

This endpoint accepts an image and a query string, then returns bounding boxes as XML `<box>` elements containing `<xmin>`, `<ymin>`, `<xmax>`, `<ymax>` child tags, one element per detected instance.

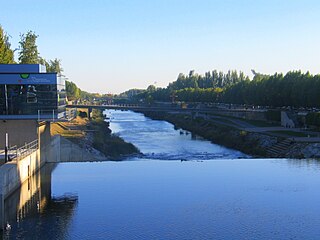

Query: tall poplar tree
<box><xmin>18</xmin><ymin>31</ymin><xmax>40</xmax><ymax>64</ymax></box>
<box><xmin>0</xmin><ymin>25</ymin><xmax>15</xmax><ymax>63</ymax></box>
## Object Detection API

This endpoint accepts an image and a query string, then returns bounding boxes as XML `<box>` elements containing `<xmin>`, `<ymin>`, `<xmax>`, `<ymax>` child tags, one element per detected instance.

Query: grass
<box><xmin>51</xmin><ymin>109</ymin><xmax>140</xmax><ymax>159</ymax></box>
<box><xmin>209</xmin><ymin>116</ymin><xmax>240</xmax><ymax>127</ymax></box>
<box><xmin>90</xmin><ymin>109</ymin><xmax>140</xmax><ymax>159</ymax></box>
<box><xmin>242</xmin><ymin>119</ymin><xmax>278</xmax><ymax>127</ymax></box>
<box><xmin>208</xmin><ymin>112</ymin><xmax>278</xmax><ymax>127</ymax></box>
<box><xmin>269</xmin><ymin>130</ymin><xmax>315</xmax><ymax>137</ymax></box>
<box><xmin>50</xmin><ymin>117</ymin><xmax>87</xmax><ymax>138</ymax></box>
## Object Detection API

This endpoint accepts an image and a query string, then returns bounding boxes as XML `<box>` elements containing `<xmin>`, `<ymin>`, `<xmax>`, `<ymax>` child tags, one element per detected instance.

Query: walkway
<box><xmin>200</xmin><ymin>113</ymin><xmax>320</xmax><ymax>143</ymax></box>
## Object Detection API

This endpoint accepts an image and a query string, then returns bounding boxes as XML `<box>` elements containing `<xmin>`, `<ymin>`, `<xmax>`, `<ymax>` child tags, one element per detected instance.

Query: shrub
<box><xmin>265</xmin><ymin>110</ymin><xmax>281</xmax><ymax>122</ymax></box>
<box><xmin>306</xmin><ymin>112</ymin><xmax>320</xmax><ymax>127</ymax></box>
<box><xmin>78</xmin><ymin>111</ymin><xmax>88</xmax><ymax>118</ymax></box>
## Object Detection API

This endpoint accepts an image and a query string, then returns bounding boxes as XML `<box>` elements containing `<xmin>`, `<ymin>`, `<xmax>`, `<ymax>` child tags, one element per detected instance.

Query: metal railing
<box><xmin>65</xmin><ymin>108</ymin><xmax>77</xmax><ymax>120</ymax></box>
<box><xmin>38</xmin><ymin>109</ymin><xmax>56</xmax><ymax>122</ymax></box>
<box><xmin>0</xmin><ymin>139</ymin><xmax>38</xmax><ymax>162</ymax></box>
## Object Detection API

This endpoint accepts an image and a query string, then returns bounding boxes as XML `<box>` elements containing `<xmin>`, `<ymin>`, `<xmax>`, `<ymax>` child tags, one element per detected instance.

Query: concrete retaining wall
<box><xmin>41</xmin><ymin>135</ymin><xmax>61</xmax><ymax>163</ymax></box>
<box><xmin>214</xmin><ymin>110</ymin><xmax>267</xmax><ymax>121</ymax></box>
<box><xmin>0</xmin><ymin>150</ymin><xmax>41</xmax><ymax>230</ymax></box>
<box><xmin>0</xmin><ymin>150</ymin><xmax>40</xmax><ymax>199</ymax></box>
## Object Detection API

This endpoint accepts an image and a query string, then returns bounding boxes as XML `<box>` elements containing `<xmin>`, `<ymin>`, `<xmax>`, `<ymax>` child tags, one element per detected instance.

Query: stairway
<box><xmin>266</xmin><ymin>139</ymin><xmax>295</xmax><ymax>157</ymax></box>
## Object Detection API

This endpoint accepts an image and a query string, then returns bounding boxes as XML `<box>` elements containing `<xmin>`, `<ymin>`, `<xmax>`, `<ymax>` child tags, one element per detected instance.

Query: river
<box><xmin>3</xmin><ymin>110</ymin><xmax>320</xmax><ymax>239</ymax></box>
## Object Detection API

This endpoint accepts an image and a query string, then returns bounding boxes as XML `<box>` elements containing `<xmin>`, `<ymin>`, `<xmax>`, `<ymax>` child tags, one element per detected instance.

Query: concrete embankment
<box><xmin>51</xmin><ymin>109</ymin><xmax>140</xmax><ymax>161</ymax></box>
<box><xmin>140</xmin><ymin>111</ymin><xmax>320</xmax><ymax>159</ymax></box>
<box><xmin>0</xmin><ymin>148</ymin><xmax>43</xmax><ymax>229</ymax></box>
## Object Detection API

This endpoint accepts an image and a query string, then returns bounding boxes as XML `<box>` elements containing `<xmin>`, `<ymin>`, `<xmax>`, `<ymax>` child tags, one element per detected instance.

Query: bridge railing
<box><xmin>65</xmin><ymin>108</ymin><xmax>77</xmax><ymax>120</ymax></box>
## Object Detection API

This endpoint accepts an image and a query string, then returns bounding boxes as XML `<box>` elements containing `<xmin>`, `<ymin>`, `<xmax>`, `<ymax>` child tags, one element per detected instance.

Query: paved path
<box><xmin>199</xmin><ymin>113</ymin><xmax>320</xmax><ymax>143</ymax></box>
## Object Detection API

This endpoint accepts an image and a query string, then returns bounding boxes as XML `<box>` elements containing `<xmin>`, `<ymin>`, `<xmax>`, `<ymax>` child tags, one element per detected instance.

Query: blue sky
<box><xmin>1</xmin><ymin>0</ymin><xmax>320</xmax><ymax>93</ymax></box>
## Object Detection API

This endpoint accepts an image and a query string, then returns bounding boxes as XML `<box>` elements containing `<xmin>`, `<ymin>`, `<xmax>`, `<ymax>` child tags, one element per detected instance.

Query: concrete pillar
<box><xmin>88</xmin><ymin>107</ymin><xmax>92</xmax><ymax>120</ymax></box>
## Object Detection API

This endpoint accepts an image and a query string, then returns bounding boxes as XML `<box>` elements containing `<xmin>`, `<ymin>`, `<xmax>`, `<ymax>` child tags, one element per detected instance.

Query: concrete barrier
<box><xmin>0</xmin><ymin>149</ymin><xmax>41</xmax><ymax>230</ymax></box>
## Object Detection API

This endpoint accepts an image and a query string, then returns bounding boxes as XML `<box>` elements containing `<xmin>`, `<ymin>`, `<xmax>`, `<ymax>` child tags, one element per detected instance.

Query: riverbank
<box><xmin>90</xmin><ymin>109</ymin><xmax>140</xmax><ymax>159</ymax></box>
<box><xmin>51</xmin><ymin>109</ymin><xmax>140</xmax><ymax>160</ymax></box>
<box><xmin>140</xmin><ymin>111</ymin><xmax>320</xmax><ymax>158</ymax></box>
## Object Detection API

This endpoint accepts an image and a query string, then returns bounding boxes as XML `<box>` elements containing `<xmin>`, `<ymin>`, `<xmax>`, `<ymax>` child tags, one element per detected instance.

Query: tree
<box><xmin>0</xmin><ymin>25</ymin><xmax>15</xmax><ymax>63</ymax></box>
<box><xmin>18</xmin><ymin>31</ymin><xmax>40</xmax><ymax>64</ymax></box>
<box><xmin>46</xmin><ymin>58</ymin><xmax>63</xmax><ymax>73</ymax></box>
<box><xmin>66</xmin><ymin>80</ymin><xmax>80</xmax><ymax>100</ymax></box>
<box><xmin>147</xmin><ymin>85</ymin><xmax>156</xmax><ymax>93</ymax></box>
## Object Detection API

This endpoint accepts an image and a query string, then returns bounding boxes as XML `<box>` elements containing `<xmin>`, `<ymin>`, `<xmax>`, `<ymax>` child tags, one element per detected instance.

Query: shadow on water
<box><xmin>0</xmin><ymin>163</ymin><xmax>78</xmax><ymax>240</ymax></box>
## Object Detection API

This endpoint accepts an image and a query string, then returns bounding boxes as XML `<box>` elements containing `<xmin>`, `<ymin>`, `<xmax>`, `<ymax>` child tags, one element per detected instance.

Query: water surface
<box><xmin>3</xmin><ymin>110</ymin><xmax>320</xmax><ymax>240</ymax></box>
<box><xmin>108</xmin><ymin>110</ymin><xmax>246</xmax><ymax>160</ymax></box>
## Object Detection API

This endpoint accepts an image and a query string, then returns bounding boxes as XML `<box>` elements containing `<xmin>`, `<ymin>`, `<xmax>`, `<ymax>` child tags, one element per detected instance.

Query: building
<box><xmin>0</xmin><ymin>64</ymin><xmax>68</xmax><ymax>160</ymax></box>
<box><xmin>0</xmin><ymin>64</ymin><xmax>66</xmax><ymax>120</ymax></box>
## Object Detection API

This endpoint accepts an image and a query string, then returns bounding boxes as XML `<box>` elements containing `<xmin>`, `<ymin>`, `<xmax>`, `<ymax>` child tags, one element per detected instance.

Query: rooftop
<box><xmin>0</xmin><ymin>64</ymin><xmax>46</xmax><ymax>74</ymax></box>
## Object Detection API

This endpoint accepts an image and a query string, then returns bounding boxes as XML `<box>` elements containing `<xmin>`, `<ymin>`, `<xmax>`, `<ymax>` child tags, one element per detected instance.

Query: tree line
<box><xmin>127</xmin><ymin>69</ymin><xmax>320</xmax><ymax>108</ymax></box>
<box><xmin>222</xmin><ymin>71</ymin><xmax>320</xmax><ymax>108</ymax></box>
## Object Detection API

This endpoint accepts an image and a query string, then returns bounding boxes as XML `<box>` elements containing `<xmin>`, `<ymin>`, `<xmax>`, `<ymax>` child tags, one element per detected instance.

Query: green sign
<box><xmin>20</xmin><ymin>73</ymin><xmax>30</xmax><ymax>79</ymax></box>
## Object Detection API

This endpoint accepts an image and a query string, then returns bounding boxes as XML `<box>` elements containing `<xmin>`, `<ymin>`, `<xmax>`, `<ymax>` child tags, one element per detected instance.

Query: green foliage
<box><xmin>306</xmin><ymin>112</ymin><xmax>320</xmax><ymax>127</ymax></box>
<box><xmin>91</xmin><ymin>109</ymin><xmax>139</xmax><ymax>159</ymax></box>
<box><xmin>222</xmin><ymin>71</ymin><xmax>320</xmax><ymax>107</ymax></box>
<box><xmin>130</xmin><ymin>69</ymin><xmax>320</xmax><ymax>108</ymax></box>
<box><xmin>66</xmin><ymin>80</ymin><xmax>80</xmax><ymax>100</ymax></box>
<box><xmin>18</xmin><ymin>31</ymin><xmax>40</xmax><ymax>64</ymax></box>
<box><xmin>175</xmin><ymin>88</ymin><xmax>220</xmax><ymax>102</ymax></box>
<box><xmin>0</xmin><ymin>25</ymin><xmax>15</xmax><ymax>64</ymax></box>
<box><xmin>265</xmin><ymin>110</ymin><xmax>281</xmax><ymax>122</ymax></box>
<box><xmin>66</xmin><ymin>80</ymin><xmax>97</xmax><ymax>102</ymax></box>
<box><xmin>168</xmin><ymin>70</ymin><xmax>247</xmax><ymax>90</ymax></box>
<box><xmin>129</xmin><ymin>70</ymin><xmax>249</xmax><ymax>103</ymax></box>
<box><xmin>40</xmin><ymin>58</ymin><xmax>63</xmax><ymax>73</ymax></box>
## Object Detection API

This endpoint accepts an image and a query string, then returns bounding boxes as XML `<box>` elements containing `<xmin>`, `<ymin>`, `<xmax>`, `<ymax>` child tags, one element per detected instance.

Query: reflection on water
<box><xmin>1</xmin><ymin>164</ymin><xmax>78</xmax><ymax>239</ymax></box>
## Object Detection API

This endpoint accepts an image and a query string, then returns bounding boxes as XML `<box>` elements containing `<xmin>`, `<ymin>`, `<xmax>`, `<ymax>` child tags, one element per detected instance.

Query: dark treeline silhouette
<box><xmin>168</xmin><ymin>70</ymin><xmax>249</xmax><ymax>90</ymax></box>
<box><xmin>132</xmin><ymin>70</ymin><xmax>249</xmax><ymax>104</ymax></box>
<box><xmin>131</xmin><ymin>70</ymin><xmax>320</xmax><ymax>108</ymax></box>
<box><xmin>223</xmin><ymin>71</ymin><xmax>320</xmax><ymax>108</ymax></box>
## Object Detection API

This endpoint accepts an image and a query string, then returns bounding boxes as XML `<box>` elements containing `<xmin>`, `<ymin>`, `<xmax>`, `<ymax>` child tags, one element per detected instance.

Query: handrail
<box><xmin>1</xmin><ymin>139</ymin><xmax>38</xmax><ymax>162</ymax></box>
<box><xmin>16</xmin><ymin>139</ymin><xmax>38</xmax><ymax>161</ymax></box>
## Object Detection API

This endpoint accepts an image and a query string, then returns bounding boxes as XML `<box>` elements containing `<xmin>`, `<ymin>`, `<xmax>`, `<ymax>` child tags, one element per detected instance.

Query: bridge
<box><xmin>66</xmin><ymin>104</ymin><xmax>265</xmax><ymax>119</ymax></box>
<box><xmin>66</xmin><ymin>104</ymin><xmax>268</xmax><ymax>121</ymax></box>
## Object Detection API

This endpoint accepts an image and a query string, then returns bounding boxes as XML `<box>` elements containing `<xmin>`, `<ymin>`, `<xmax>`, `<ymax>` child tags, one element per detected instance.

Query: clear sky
<box><xmin>1</xmin><ymin>0</ymin><xmax>320</xmax><ymax>93</ymax></box>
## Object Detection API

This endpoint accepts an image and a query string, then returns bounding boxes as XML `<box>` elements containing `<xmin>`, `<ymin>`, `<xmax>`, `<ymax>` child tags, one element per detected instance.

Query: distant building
<box><xmin>0</xmin><ymin>64</ymin><xmax>66</xmax><ymax>120</ymax></box>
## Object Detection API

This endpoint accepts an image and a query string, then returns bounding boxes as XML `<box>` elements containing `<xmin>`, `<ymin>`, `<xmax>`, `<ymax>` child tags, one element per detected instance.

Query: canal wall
<box><xmin>211</xmin><ymin>109</ymin><xmax>267</xmax><ymax>121</ymax></box>
<box><xmin>0</xmin><ymin>150</ymin><xmax>41</xmax><ymax>199</ymax></box>
<box><xmin>0</xmin><ymin>149</ymin><xmax>41</xmax><ymax>229</ymax></box>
